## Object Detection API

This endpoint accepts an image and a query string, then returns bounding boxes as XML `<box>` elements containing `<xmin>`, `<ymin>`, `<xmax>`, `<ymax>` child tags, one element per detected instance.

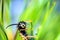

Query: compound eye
<box><xmin>19</xmin><ymin>23</ymin><xmax>25</xmax><ymax>27</ymax></box>
<box><xmin>21</xmin><ymin>23</ymin><xmax>25</xmax><ymax>27</ymax></box>
<box><xmin>22</xmin><ymin>24</ymin><xmax>25</xmax><ymax>26</ymax></box>
<box><xmin>19</xmin><ymin>23</ymin><xmax>21</xmax><ymax>25</ymax></box>
<box><xmin>19</xmin><ymin>23</ymin><xmax>21</xmax><ymax>26</ymax></box>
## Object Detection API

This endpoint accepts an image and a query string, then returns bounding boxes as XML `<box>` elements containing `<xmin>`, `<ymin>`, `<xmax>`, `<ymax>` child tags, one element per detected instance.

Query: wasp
<box><xmin>6</xmin><ymin>21</ymin><xmax>36</xmax><ymax>40</ymax></box>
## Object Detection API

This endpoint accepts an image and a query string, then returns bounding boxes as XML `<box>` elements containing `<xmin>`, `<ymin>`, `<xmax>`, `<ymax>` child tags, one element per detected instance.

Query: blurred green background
<box><xmin>0</xmin><ymin>0</ymin><xmax>60</xmax><ymax>40</ymax></box>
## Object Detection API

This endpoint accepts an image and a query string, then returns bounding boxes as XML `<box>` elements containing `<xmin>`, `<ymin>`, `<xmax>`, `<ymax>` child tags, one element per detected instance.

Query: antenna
<box><xmin>6</xmin><ymin>24</ymin><xmax>18</xmax><ymax>29</ymax></box>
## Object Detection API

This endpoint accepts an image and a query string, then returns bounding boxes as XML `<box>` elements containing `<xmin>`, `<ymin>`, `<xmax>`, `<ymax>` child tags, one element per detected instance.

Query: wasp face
<box><xmin>18</xmin><ymin>21</ymin><xmax>26</xmax><ymax>29</ymax></box>
<box><xmin>19</xmin><ymin>23</ymin><xmax>26</xmax><ymax>28</ymax></box>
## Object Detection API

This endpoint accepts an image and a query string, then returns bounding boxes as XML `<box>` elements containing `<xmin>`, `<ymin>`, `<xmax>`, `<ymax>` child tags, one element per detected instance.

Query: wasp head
<box><xmin>17</xmin><ymin>21</ymin><xmax>26</xmax><ymax>30</ymax></box>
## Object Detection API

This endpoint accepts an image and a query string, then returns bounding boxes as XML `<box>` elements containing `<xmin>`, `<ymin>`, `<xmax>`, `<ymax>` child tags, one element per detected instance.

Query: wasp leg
<box><xmin>20</xmin><ymin>33</ymin><xmax>28</xmax><ymax>40</ymax></box>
